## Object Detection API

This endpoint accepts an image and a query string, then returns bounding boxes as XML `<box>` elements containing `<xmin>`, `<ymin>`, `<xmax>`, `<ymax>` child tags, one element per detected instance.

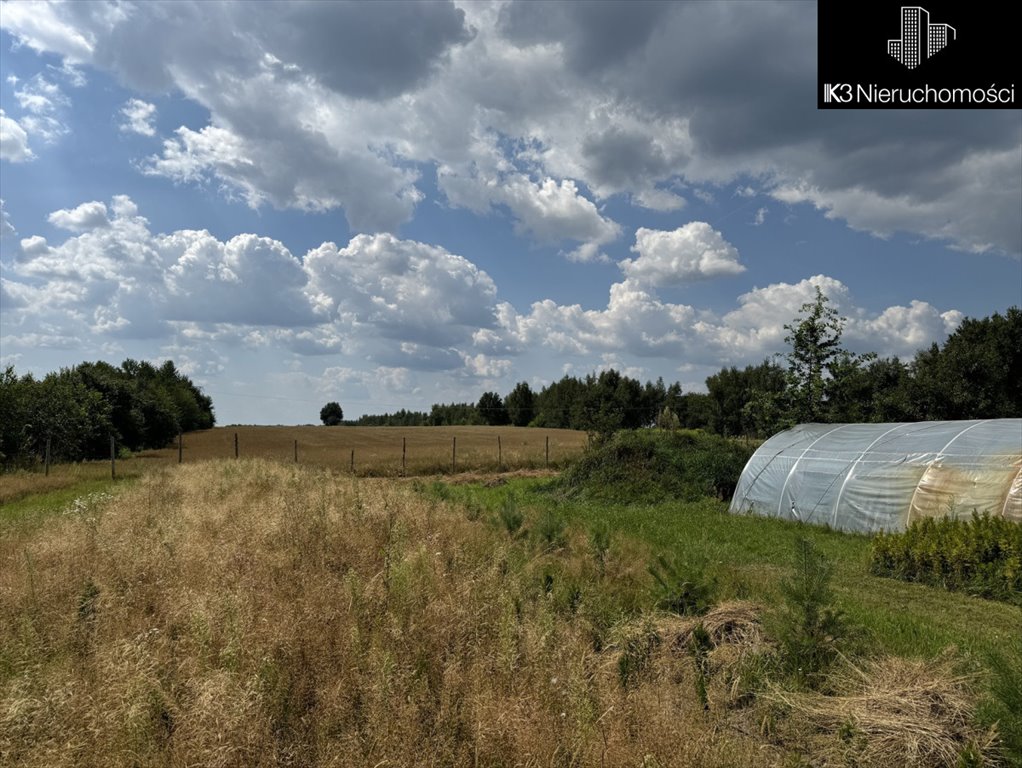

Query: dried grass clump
<box><xmin>658</xmin><ymin>600</ymin><xmax>765</xmax><ymax>651</ymax></box>
<box><xmin>770</xmin><ymin>652</ymin><xmax>995</xmax><ymax>767</ymax></box>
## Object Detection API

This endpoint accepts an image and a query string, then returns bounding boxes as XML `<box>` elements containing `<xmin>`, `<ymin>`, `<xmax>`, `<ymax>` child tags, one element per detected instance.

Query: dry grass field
<box><xmin>146</xmin><ymin>425</ymin><xmax>587</xmax><ymax>474</ymax></box>
<box><xmin>3</xmin><ymin>428</ymin><xmax>1014</xmax><ymax>767</ymax></box>
<box><xmin>1</xmin><ymin>458</ymin><xmax>1001</xmax><ymax>767</ymax></box>
<box><xmin>0</xmin><ymin>459</ymin><xmax>768</xmax><ymax>767</ymax></box>
<box><xmin>0</xmin><ymin>426</ymin><xmax>588</xmax><ymax>507</ymax></box>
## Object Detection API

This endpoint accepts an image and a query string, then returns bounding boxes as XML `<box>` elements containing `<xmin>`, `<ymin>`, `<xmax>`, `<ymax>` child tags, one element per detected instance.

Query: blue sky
<box><xmin>1</xmin><ymin>1</ymin><xmax>1019</xmax><ymax>424</ymax></box>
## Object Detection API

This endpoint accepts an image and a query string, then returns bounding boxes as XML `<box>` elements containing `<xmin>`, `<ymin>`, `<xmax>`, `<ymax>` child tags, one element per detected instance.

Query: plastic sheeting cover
<box><xmin>729</xmin><ymin>419</ymin><xmax>1022</xmax><ymax>533</ymax></box>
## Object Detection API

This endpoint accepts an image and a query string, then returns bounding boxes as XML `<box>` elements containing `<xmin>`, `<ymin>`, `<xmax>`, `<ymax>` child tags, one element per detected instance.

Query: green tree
<box><xmin>476</xmin><ymin>391</ymin><xmax>509</xmax><ymax>425</ymax></box>
<box><xmin>783</xmin><ymin>287</ymin><xmax>867</xmax><ymax>423</ymax></box>
<box><xmin>504</xmin><ymin>381</ymin><xmax>535</xmax><ymax>426</ymax></box>
<box><xmin>533</xmin><ymin>375</ymin><xmax>586</xmax><ymax>428</ymax></box>
<box><xmin>706</xmin><ymin>359</ymin><xmax>787</xmax><ymax>437</ymax></box>
<box><xmin>677</xmin><ymin>392</ymin><xmax>713</xmax><ymax>430</ymax></box>
<box><xmin>0</xmin><ymin>367</ymin><xmax>35</xmax><ymax>466</ymax></box>
<box><xmin>320</xmin><ymin>401</ymin><xmax>344</xmax><ymax>426</ymax></box>
<box><xmin>907</xmin><ymin>307</ymin><xmax>1021</xmax><ymax>420</ymax></box>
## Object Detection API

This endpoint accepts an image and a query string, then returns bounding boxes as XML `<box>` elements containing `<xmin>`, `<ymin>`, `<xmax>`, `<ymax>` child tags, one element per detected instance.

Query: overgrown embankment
<box><xmin>558</xmin><ymin>429</ymin><xmax>754</xmax><ymax>503</ymax></box>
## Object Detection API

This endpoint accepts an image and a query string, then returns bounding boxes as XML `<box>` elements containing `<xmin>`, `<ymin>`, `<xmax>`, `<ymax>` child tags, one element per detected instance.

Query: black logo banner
<box><xmin>818</xmin><ymin>0</ymin><xmax>1019</xmax><ymax>109</ymax></box>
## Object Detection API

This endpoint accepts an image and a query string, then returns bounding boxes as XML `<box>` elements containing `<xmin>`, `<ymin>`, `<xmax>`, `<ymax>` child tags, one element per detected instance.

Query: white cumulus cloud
<box><xmin>622</xmin><ymin>222</ymin><xmax>745</xmax><ymax>284</ymax></box>
<box><xmin>47</xmin><ymin>201</ymin><xmax>110</xmax><ymax>232</ymax></box>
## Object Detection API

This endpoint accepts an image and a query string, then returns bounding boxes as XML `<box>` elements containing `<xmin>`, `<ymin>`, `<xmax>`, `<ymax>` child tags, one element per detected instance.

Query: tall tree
<box><xmin>908</xmin><ymin>307</ymin><xmax>1021</xmax><ymax>420</ymax></box>
<box><xmin>783</xmin><ymin>287</ymin><xmax>866</xmax><ymax>423</ymax></box>
<box><xmin>504</xmin><ymin>381</ymin><xmax>535</xmax><ymax>427</ymax></box>
<box><xmin>320</xmin><ymin>401</ymin><xmax>344</xmax><ymax>426</ymax></box>
<box><xmin>477</xmin><ymin>391</ymin><xmax>509</xmax><ymax>425</ymax></box>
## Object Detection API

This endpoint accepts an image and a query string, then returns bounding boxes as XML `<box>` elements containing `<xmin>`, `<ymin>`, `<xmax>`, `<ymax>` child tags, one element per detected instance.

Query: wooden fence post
<box><xmin>402</xmin><ymin>437</ymin><xmax>406</xmax><ymax>473</ymax></box>
<box><xmin>110</xmin><ymin>435</ymin><xmax>116</xmax><ymax>479</ymax></box>
<box><xmin>546</xmin><ymin>435</ymin><xmax>550</xmax><ymax>466</ymax></box>
<box><xmin>294</xmin><ymin>439</ymin><xmax>298</xmax><ymax>463</ymax></box>
<box><xmin>234</xmin><ymin>432</ymin><xmax>239</xmax><ymax>459</ymax></box>
<box><xmin>44</xmin><ymin>437</ymin><xmax>51</xmax><ymax>477</ymax></box>
<box><xmin>498</xmin><ymin>435</ymin><xmax>502</xmax><ymax>469</ymax></box>
<box><xmin>452</xmin><ymin>437</ymin><xmax>456</xmax><ymax>473</ymax></box>
<box><xmin>350</xmin><ymin>449</ymin><xmax>355</xmax><ymax>474</ymax></box>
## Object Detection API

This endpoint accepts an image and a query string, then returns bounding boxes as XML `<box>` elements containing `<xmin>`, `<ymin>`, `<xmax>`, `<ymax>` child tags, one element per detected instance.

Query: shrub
<box><xmin>557</xmin><ymin>429</ymin><xmax>754</xmax><ymax>504</ymax></box>
<box><xmin>776</xmin><ymin>538</ymin><xmax>847</xmax><ymax>688</ymax></box>
<box><xmin>870</xmin><ymin>513</ymin><xmax>1022</xmax><ymax>606</ymax></box>
<box><xmin>498</xmin><ymin>493</ymin><xmax>525</xmax><ymax>536</ymax></box>
<box><xmin>977</xmin><ymin>634</ymin><xmax>1022</xmax><ymax>766</ymax></box>
<box><xmin>648</xmin><ymin>555</ymin><xmax>715</xmax><ymax>616</ymax></box>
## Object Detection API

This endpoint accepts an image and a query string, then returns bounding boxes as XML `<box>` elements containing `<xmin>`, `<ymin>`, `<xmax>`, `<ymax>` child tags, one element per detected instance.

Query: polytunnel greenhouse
<box><xmin>729</xmin><ymin>419</ymin><xmax>1022</xmax><ymax>534</ymax></box>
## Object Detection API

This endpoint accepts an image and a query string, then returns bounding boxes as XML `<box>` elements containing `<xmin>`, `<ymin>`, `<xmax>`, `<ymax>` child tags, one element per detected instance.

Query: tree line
<box><xmin>0</xmin><ymin>359</ymin><xmax>215</xmax><ymax>467</ymax></box>
<box><xmin>335</xmin><ymin>296</ymin><xmax>1020</xmax><ymax>439</ymax></box>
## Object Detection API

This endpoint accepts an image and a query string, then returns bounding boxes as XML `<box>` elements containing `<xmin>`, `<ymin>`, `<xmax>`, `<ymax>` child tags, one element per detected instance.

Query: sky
<box><xmin>0</xmin><ymin>0</ymin><xmax>1019</xmax><ymax>425</ymax></box>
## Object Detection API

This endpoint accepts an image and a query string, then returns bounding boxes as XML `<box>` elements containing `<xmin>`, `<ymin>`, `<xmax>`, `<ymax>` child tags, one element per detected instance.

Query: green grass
<box><xmin>0</xmin><ymin>476</ymin><xmax>133</xmax><ymax>529</ymax></box>
<box><xmin>429</xmin><ymin>476</ymin><xmax>1022</xmax><ymax>763</ymax></box>
<box><xmin>428</xmin><ymin>478</ymin><xmax>1022</xmax><ymax>664</ymax></box>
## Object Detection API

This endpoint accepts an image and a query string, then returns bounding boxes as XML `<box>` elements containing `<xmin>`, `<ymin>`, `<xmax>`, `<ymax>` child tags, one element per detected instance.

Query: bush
<box><xmin>557</xmin><ymin>429</ymin><xmax>754</xmax><ymax>504</ymax></box>
<box><xmin>776</xmin><ymin>538</ymin><xmax>847</xmax><ymax>688</ymax></box>
<box><xmin>648</xmin><ymin>555</ymin><xmax>715</xmax><ymax>616</ymax></box>
<box><xmin>870</xmin><ymin>513</ymin><xmax>1022</xmax><ymax>606</ymax></box>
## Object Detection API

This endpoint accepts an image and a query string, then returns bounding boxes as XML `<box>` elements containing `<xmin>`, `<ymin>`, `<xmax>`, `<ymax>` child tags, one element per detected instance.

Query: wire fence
<box><xmin>16</xmin><ymin>427</ymin><xmax>590</xmax><ymax>482</ymax></box>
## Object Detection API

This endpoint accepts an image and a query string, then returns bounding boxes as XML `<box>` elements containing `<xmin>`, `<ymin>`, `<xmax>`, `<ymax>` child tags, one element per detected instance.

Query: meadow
<box><xmin>1</xmin><ymin>428</ymin><xmax>1020</xmax><ymax>767</ymax></box>
<box><xmin>0</xmin><ymin>425</ymin><xmax>588</xmax><ymax>508</ymax></box>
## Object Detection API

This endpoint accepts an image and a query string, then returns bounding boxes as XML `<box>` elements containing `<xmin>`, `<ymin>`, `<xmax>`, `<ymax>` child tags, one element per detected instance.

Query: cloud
<box><xmin>439</xmin><ymin>171</ymin><xmax>622</xmax><ymax>262</ymax></box>
<box><xmin>503</xmin><ymin>273</ymin><xmax>958</xmax><ymax>367</ymax></box>
<box><xmin>7</xmin><ymin>198</ymin><xmax>509</xmax><ymax>362</ymax></box>
<box><xmin>144</xmin><ymin>123</ymin><xmax>423</xmax><ymax>232</ymax></box>
<box><xmin>3</xmin><ymin>0</ymin><xmax>1015</xmax><ymax>253</ymax></box>
<box><xmin>159</xmin><ymin>230</ymin><xmax>317</xmax><ymax>326</ymax></box>
<box><xmin>511</xmin><ymin>279</ymin><xmax>697</xmax><ymax>359</ymax></box>
<box><xmin>47</xmin><ymin>201</ymin><xmax>110</xmax><ymax>232</ymax></box>
<box><xmin>0</xmin><ymin>199</ymin><xmax>21</xmax><ymax>253</ymax></box>
<box><xmin>772</xmin><ymin>146</ymin><xmax>1022</xmax><ymax>254</ymax></box>
<box><xmin>119</xmin><ymin>98</ymin><xmax>156</xmax><ymax>136</ymax></box>
<box><xmin>461</xmin><ymin>352</ymin><xmax>513</xmax><ymax>379</ymax></box>
<box><xmin>258</xmin><ymin>1</ymin><xmax>472</xmax><ymax>99</ymax></box>
<box><xmin>851</xmin><ymin>301</ymin><xmax>964</xmax><ymax>358</ymax></box>
<box><xmin>621</xmin><ymin>222</ymin><xmax>744</xmax><ymax>284</ymax></box>
<box><xmin>0</xmin><ymin>111</ymin><xmax>34</xmax><ymax>162</ymax></box>
<box><xmin>3</xmin><ymin>194</ymin><xmax>969</xmax><ymax>416</ymax></box>
<box><xmin>0</xmin><ymin>1</ymin><xmax>94</xmax><ymax>62</ymax></box>
<box><xmin>503</xmin><ymin>177</ymin><xmax>621</xmax><ymax>261</ymax></box>
<box><xmin>12</xmin><ymin>197</ymin><xmax>321</xmax><ymax>338</ymax></box>
<box><xmin>11</xmin><ymin>74</ymin><xmax>68</xmax><ymax>143</ymax></box>
<box><xmin>304</xmin><ymin>232</ymin><xmax>500</xmax><ymax>353</ymax></box>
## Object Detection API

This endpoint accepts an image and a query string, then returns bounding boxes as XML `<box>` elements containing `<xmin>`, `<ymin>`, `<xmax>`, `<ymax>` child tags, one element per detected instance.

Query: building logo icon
<box><xmin>888</xmin><ymin>6</ymin><xmax>956</xmax><ymax>69</ymax></box>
